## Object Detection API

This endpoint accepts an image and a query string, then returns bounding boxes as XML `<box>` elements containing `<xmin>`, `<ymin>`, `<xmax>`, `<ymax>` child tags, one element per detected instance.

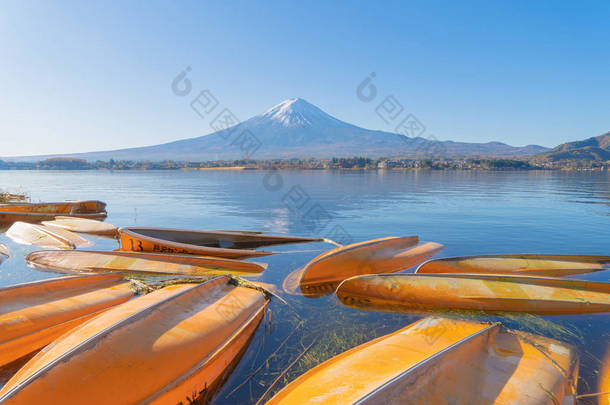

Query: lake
<box><xmin>1</xmin><ymin>169</ymin><xmax>609</xmax><ymax>403</ymax></box>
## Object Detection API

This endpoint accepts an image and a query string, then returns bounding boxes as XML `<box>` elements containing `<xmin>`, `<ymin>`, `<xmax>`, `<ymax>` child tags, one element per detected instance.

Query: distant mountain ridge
<box><xmin>4</xmin><ymin>98</ymin><xmax>549</xmax><ymax>162</ymax></box>
<box><xmin>534</xmin><ymin>132</ymin><xmax>610</xmax><ymax>162</ymax></box>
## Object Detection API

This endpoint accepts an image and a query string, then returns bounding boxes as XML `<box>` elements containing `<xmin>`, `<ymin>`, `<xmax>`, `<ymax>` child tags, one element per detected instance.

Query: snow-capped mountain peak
<box><xmin>257</xmin><ymin>98</ymin><xmax>347</xmax><ymax>128</ymax></box>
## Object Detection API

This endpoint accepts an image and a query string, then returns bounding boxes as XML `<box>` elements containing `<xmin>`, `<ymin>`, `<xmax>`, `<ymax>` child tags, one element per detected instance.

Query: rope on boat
<box><xmin>127</xmin><ymin>275</ymin><xmax>287</xmax><ymax>305</ymax></box>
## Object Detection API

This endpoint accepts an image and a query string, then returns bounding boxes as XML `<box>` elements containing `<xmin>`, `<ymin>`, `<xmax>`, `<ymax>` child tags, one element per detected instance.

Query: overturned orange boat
<box><xmin>337</xmin><ymin>273</ymin><xmax>610</xmax><ymax>315</ymax></box>
<box><xmin>0</xmin><ymin>201</ymin><xmax>107</xmax><ymax>223</ymax></box>
<box><xmin>119</xmin><ymin>227</ymin><xmax>322</xmax><ymax>259</ymax></box>
<box><xmin>0</xmin><ymin>273</ymin><xmax>133</xmax><ymax>368</ymax></box>
<box><xmin>0</xmin><ymin>275</ymin><xmax>268</xmax><ymax>404</ymax></box>
<box><xmin>42</xmin><ymin>216</ymin><xmax>118</xmax><ymax>237</ymax></box>
<box><xmin>6</xmin><ymin>222</ymin><xmax>92</xmax><ymax>250</ymax></box>
<box><xmin>283</xmin><ymin>236</ymin><xmax>443</xmax><ymax>297</ymax></box>
<box><xmin>266</xmin><ymin>316</ymin><xmax>579</xmax><ymax>405</ymax></box>
<box><xmin>417</xmin><ymin>254</ymin><xmax>610</xmax><ymax>277</ymax></box>
<box><xmin>26</xmin><ymin>250</ymin><xmax>267</xmax><ymax>277</ymax></box>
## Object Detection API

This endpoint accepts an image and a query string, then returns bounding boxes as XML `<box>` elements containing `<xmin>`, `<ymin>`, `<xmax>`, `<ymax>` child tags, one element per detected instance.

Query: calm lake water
<box><xmin>1</xmin><ymin>169</ymin><xmax>609</xmax><ymax>403</ymax></box>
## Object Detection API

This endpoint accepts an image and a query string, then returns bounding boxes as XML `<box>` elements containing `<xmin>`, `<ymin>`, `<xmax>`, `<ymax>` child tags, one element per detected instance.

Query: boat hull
<box><xmin>41</xmin><ymin>216</ymin><xmax>118</xmax><ymax>237</ymax></box>
<box><xmin>267</xmin><ymin>316</ymin><xmax>578</xmax><ymax>405</ymax></box>
<box><xmin>600</xmin><ymin>346</ymin><xmax>610</xmax><ymax>405</ymax></box>
<box><xmin>336</xmin><ymin>273</ymin><xmax>610</xmax><ymax>315</ymax></box>
<box><xmin>6</xmin><ymin>222</ymin><xmax>92</xmax><ymax>250</ymax></box>
<box><xmin>283</xmin><ymin>236</ymin><xmax>443</xmax><ymax>297</ymax></box>
<box><xmin>417</xmin><ymin>254</ymin><xmax>610</xmax><ymax>277</ymax></box>
<box><xmin>0</xmin><ymin>273</ymin><xmax>133</xmax><ymax>367</ymax></box>
<box><xmin>118</xmin><ymin>227</ymin><xmax>293</xmax><ymax>259</ymax></box>
<box><xmin>26</xmin><ymin>250</ymin><xmax>267</xmax><ymax>276</ymax></box>
<box><xmin>0</xmin><ymin>275</ymin><xmax>268</xmax><ymax>404</ymax></box>
<box><xmin>0</xmin><ymin>201</ymin><xmax>107</xmax><ymax>224</ymax></box>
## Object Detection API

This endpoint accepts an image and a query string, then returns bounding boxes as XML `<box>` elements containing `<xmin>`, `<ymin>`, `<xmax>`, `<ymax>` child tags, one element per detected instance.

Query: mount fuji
<box><xmin>6</xmin><ymin>98</ymin><xmax>548</xmax><ymax>161</ymax></box>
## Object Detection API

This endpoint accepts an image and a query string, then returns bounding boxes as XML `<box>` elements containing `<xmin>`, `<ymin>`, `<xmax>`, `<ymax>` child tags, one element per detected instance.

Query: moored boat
<box><xmin>336</xmin><ymin>273</ymin><xmax>610</xmax><ymax>315</ymax></box>
<box><xmin>6</xmin><ymin>222</ymin><xmax>92</xmax><ymax>250</ymax></box>
<box><xmin>119</xmin><ymin>227</ymin><xmax>322</xmax><ymax>259</ymax></box>
<box><xmin>42</xmin><ymin>216</ymin><xmax>118</xmax><ymax>237</ymax></box>
<box><xmin>417</xmin><ymin>254</ymin><xmax>610</xmax><ymax>277</ymax></box>
<box><xmin>0</xmin><ymin>201</ymin><xmax>107</xmax><ymax>223</ymax></box>
<box><xmin>0</xmin><ymin>275</ymin><xmax>268</xmax><ymax>404</ymax></box>
<box><xmin>266</xmin><ymin>316</ymin><xmax>579</xmax><ymax>405</ymax></box>
<box><xmin>0</xmin><ymin>273</ymin><xmax>133</xmax><ymax>368</ymax></box>
<box><xmin>283</xmin><ymin>236</ymin><xmax>443</xmax><ymax>297</ymax></box>
<box><xmin>26</xmin><ymin>250</ymin><xmax>267</xmax><ymax>276</ymax></box>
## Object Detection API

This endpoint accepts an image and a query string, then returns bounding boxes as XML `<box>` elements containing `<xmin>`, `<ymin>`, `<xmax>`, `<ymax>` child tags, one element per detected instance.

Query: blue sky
<box><xmin>1</xmin><ymin>0</ymin><xmax>608</xmax><ymax>156</ymax></box>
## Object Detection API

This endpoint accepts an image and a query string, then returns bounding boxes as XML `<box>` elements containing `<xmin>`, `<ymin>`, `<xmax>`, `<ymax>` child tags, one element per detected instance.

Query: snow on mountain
<box><xmin>4</xmin><ymin>98</ymin><xmax>549</xmax><ymax>162</ymax></box>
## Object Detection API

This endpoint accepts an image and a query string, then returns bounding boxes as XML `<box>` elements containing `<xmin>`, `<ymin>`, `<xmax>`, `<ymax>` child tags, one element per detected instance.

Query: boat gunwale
<box><xmin>120</xmin><ymin>226</ymin><xmax>322</xmax><ymax>244</ymax></box>
<box><xmin>285</xmin><ymin>236</ymin><xmax>420</xmax><ymax>292</ymax></box>
<box><xmin>118</xmin><ymin>227</ymin><xmax>277</xmax><ymax>257</ymax></box>
<box><xmin>0</xmin><ymin>275</ymin><xmax>232</xmax><ymax>401</ymax></box>
<box><xmin>0</xmin><ymin>272</ymin><xmax>124</xmax><ymax>295</ymax></box>
<box><xmin>416</xmin><ymin>254</ymin><xmax>610</xmax><ymax>273</ymax></box>
<box><xmin>340</xmin><ymin>272</ymin><xmax>610</xmax><ymax>294</ymax></box>
<box><xmin>0</xmin><ymin>200</ymin><xmax>106</xmax><ymax>212</ymax></box>
<box><xmin>25</xmin><ymin>250</ymin><xmax>269</xmax><ymax>273</ymax></box>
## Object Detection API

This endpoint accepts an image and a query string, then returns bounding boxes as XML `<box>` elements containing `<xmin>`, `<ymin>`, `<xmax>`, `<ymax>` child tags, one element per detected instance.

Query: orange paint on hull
<box><xmin>337</xmin><ymin>273</ymin><xmax>610</xmax><ymax>315</ymax></box>
<box><xmin>267</xmin><ymin>316</ymin><xmax>578</xmax><ymax>405</ymax></box>
<box><xmin>600</xmin><ymin>346</ymin><xmax>610</xmax><ymax>405</ymax></box>
<box><xmin>417</xmin><ymin>254</ymin><xmax>610</xmax><ymax>277</ymax></box>
<box><xmin>0</xmin><ymin>273</ymin><xmax>133</xmax><ymax>367</ymax></box>
<box><xmin>117</xmin><ymin>227</ymin><xmax>311</xmax><ymax>259</ymax></box>
<box><xmin>0</xmin><ymin>201</ymin><xmax>107</xmax><ymax>224</ymax></box>
<box><xmin>0</xmin><ymin>275</ymin><xmax>268</xmax><ymax>404</ymax></box>
<box><xmin>283</xmin><ymin>236</ymin><xmax>443</xmax><ymax>297</ymax></box>
<box><xmin>26</xmin><ymin>250</ymin><xmax>267</xmax><ymax>276</ymax></box>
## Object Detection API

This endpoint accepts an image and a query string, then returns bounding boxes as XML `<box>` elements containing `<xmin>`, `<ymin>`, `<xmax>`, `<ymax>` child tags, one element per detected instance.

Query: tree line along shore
<box><xmin>0</xmin><ymin>156</ymin><xmax>607</xmax><ymax>171</ymax></box>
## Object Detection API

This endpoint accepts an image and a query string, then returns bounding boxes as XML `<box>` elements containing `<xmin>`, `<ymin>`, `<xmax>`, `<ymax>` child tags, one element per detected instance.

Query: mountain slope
<box><xmin>534</xmin><ymin>132</ymin><xmax>610</xmax><ymax>162</ymax></box>
<box><xmin>5</xmin><ymin>98</ymin><xmax>549</xmax><ymax>161</ymax></box>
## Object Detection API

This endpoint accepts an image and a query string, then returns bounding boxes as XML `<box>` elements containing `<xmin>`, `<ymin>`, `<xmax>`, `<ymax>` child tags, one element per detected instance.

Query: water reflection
<box><xmin>0</xmin><ymin>169</ymin><xmax>608</xmax><ymax>403</ymax></box>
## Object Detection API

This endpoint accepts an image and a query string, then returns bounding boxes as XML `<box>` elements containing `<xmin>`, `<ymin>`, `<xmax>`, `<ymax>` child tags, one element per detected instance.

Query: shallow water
<box><xmin>0</xmin><ymin>169</ymin><xmax>609</xmax><ymax>403</ymax></box>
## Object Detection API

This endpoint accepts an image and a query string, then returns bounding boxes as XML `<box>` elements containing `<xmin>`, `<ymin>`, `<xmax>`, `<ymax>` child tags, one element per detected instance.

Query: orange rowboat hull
<box><xmin>417</xmin><ymin>254</ymin><xmax>610</xmax><ymax>277</ymax></box>
<box><xmin>118</xmin><ymin>227</ymin><xmax>289</xmax><ymax>259</ymax></box>
<box><xmin>26</xmin><ymin>250</ymin><xmax>267</xmax><ymax>277</ymax></box>
<box><xmin>42</xmin><ymin>217</ymin><xmax>118</xmax><ymax>237</ymax></box>
<box><xmin>0</xmin><ymin>201</ymin><xmax>107</xmax><ymax>224</ymax></box>
<box><xmin>0</xmin><ymin>273</ymin><xmax>133</xmax><ymax>367</ymax></box>
<box><xmin>283</xmin><ymin>236</ymin><xmax>443</xmax><ymax>297</ymax></box>
<box><xmin>337</xmin><ymin>273</ymin><xmax>610</xmax><ymax>315</ymax></box>
<box><xmin>0</xmin><ymin>201</ymin><xmax>106</xmax><ymax>214</ymax></box>
<box><xmin>0</xmin><ymin>275</ymin><xmax>268</xmax><ymax>405</ymax></box>
<box><xmin>266</xmin><ymin>316</ymin><xmax>578</xmax><ymax>405</ymax></box>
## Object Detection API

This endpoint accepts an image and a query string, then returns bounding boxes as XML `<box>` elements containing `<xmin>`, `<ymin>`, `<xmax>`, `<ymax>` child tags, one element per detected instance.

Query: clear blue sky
<box><xmin>1</xmin><ymin>0</ymin><xmax>608</xmax><ymax>156</ymax></box>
